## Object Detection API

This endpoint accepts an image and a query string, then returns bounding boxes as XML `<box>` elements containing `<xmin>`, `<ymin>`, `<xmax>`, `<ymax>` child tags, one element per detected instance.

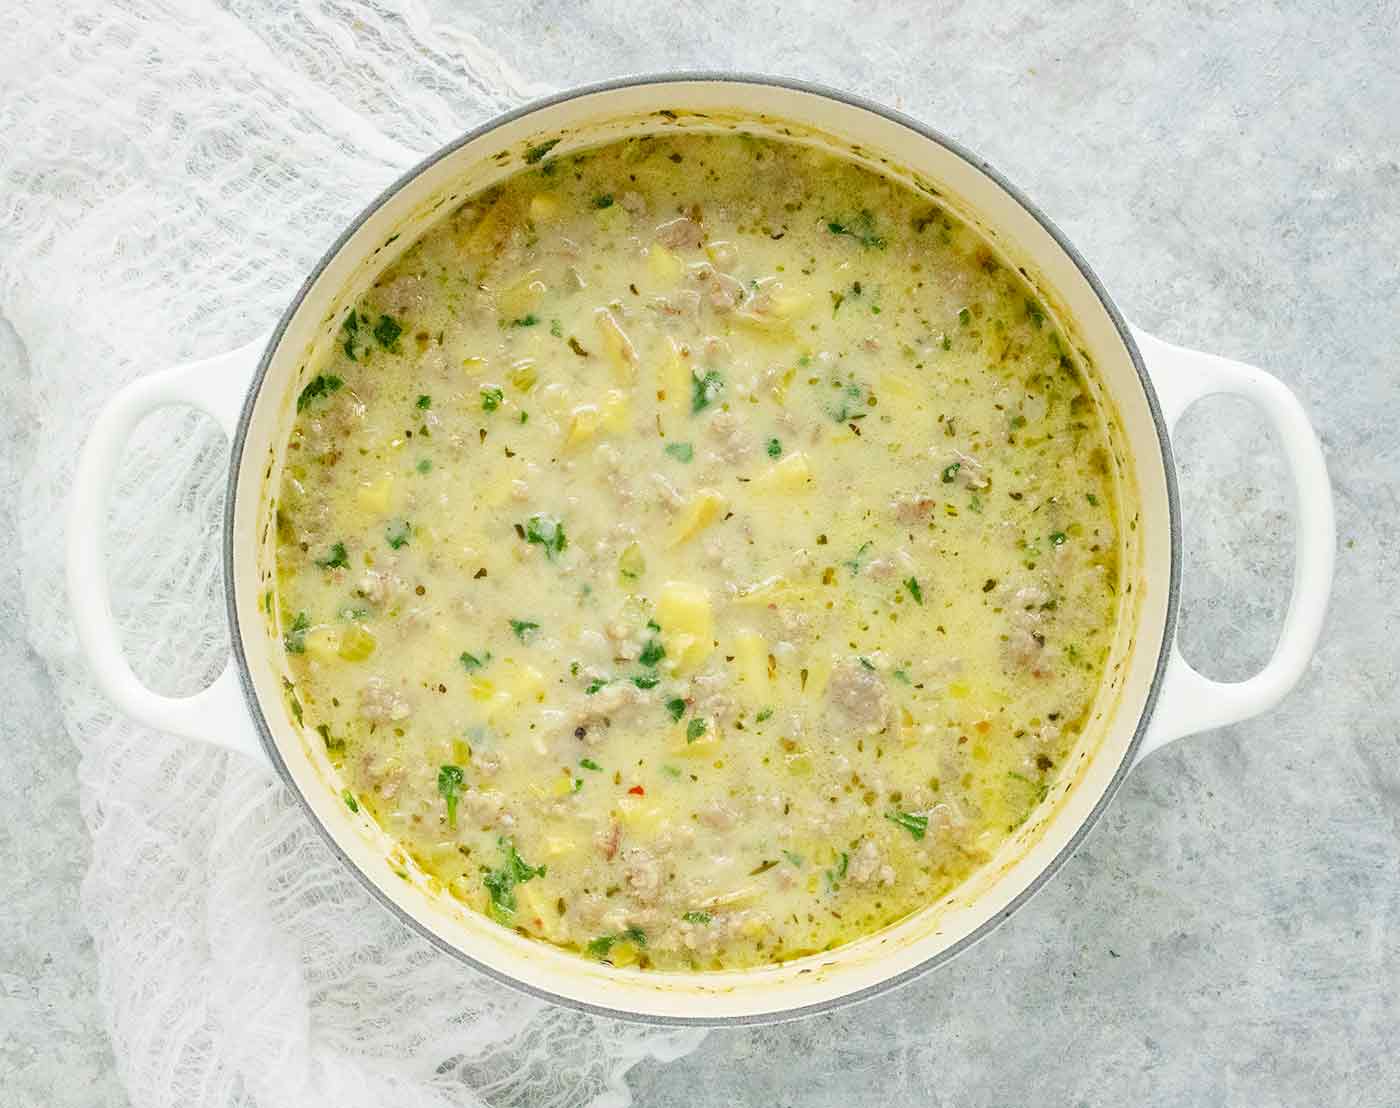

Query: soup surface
<box><xmin>274</xmin><ymin>131</ymin><xmax>1123</xmax><ymax>971</ymax></box>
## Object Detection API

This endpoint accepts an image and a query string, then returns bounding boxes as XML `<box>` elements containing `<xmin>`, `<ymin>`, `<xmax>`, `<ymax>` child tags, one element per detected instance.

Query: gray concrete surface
<box><xmin>3</xmin><ymin>2</ymin><xmax>1398</xmax><ymax>1105</ymax></box>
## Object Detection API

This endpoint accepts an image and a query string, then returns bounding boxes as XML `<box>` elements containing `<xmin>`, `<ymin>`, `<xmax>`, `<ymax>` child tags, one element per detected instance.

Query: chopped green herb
<box><xmin>580</xmin><ymin>758</ymin><xmax>602</xmax><ymax>771</ymax></box>
<box><xmin>591</xmin><ymin>193</ymin><xmax>614</xmax><ymax>209</ymax></box>
<box><xmin>483</xmin><ymin>838</ymin><xmax>546</xmax><ymax>923</ymax></box>
<box><xmin>1086</xmin><ymin>492</ymin><xmax>1099</xmax><ymax>506</ymax></box>
<box><xmin>459</xmin><ymin>650</ymin><xmax>490</xmax><ymax>671</ymax></box>
<box><xmin>510</xmin><ymin>619</ymin><xmax>540</xmax><ymax>642</ymax></box>
<box><xmin>297</xmin><ymin>374</ymin><xmax>343</xmax><ymax>412</ymax></box>
<box><xmin>416</xmin><ymin>394</ymin><xmax>431</xmax><ymax>409</ymax></box>
<box><xmin>509</xmin><ymin>314</ymin><xmax>538</xmax><ymax>328</ymax></box>
<box><xmin>858</xmin><ymin>656</ymin><xmax>876</xmax><ymax>671</ymax></box>
<box><xmin>886</xmin><ymin>810</ymin><xmax>929</xmax><ymax>840</ymax></box>
<box><xmin>283</xmin><ymin>611</ymin><xmax>310</xmax><ymax>654</ymax></box>
<box><xmin>755</xmin><ymin>707</ymin><xmax>774</xmax><ymax>723</ymax></box>
<box><xmin>941</xmin><ymin>462</ymin><xmax>961</xmax><ymax>484</ymax></box>
<box><xmin>958</xmin><ymin>306</ymin><xmax>971</xmax><ymax>326</ymax></box>
<box><xmin>549</xmin><ymin>318</ymin><xmax>563</xmax><ymax>337</ymax></box>
<box><xmin>340</xmin><ymin>312</ymin><xmax>361</xmax><ymax>360</ymax></box>
<box><xmin>631</xmin><ymin>673</ymin><xmax>660</xmax><ymax>690</ymax></box>
<box><xmin>638</xmin><ymin>639</ymin><xmax>666</xmax><ymax>668</ymax></box>
<box><xmin>524</xmin><ymin>514</ymin><xmax>567</xmax><ymax>559</ymax></box>
<box><xmin>385</xmin><ymin>519</ymin><xmax>411</xmax><ymax>549</ymax></box>
<box><xmin>481</xmin><ymin>386</ymin><xmax>504</xmax><ymax>412</ymax></box>
<box><xmin>1050</xmin><ymin>531</ymin><xmax>1068</xmax><ymax>546</ymax></box>
<box><xmin>519</xmin><ymin>410</ymin><xmax>529</xmax><ymax>424</ymax></box>
<box><xmin>524</xmin><ymin>138</ymin><xmax>560</xmax><ymax>164</ymax></box>
<box><xmin>691</xmin><ymin>369</ymin><xmax>724</xmax><ymax>413</ymax></box>
<box><xmin>844</xmin><ymin>541</ymin><xmax>873</xmax><ymax>575</ymax></box>
<box><xmin>416</xmin><ymin>457</ymin><xmax>432</xmax><ymax>474</ymax></box>
<box><xmin>437</xmin><ymin>764</ymin><xmax>465</xmax><ymax>827</ymax></box>
<box><xmin>666</xmin><ymin>698</ymin><xmax>687</xmax><ymax>722</ymax></box>
<box><xmin>1025</xmin><ymin>299</ymin><xmax>1045</xmax><ymax>328</ymax></box>
<box><xmin>315</xmin><ymin>541</ymin><xmax>349</xmax><ymax>569</ymax></box>
<box><xmin>941</xmin><ymin>334</ymin><xmax>952</xmax><ymax>351</ymax></box>
<box><xmin>372</xmin><ymin>314</ymin><xmax>403</xmax><ymax>349</ymax></box>
<box><xmin>661</xmin><ymin>764</ymin><xmax>682</xmax><ymax>779</ymax></box>
<box><xmin>686</xmin><ymin>717</ymin><xmax>707</xmax><ymax>742</ymax></box>
<box><xmin>782</xmin><ymin>850</ymin><xmax>805</xmax><ymax>867</ymax></box>
<box><xmin>905</xmin><ymin>577</ymin><xmax>923</xmax><ymax>605</ymax></box>
<box><xmin>826</xmin><ymin>210</ymin><xmax>886</xmax><ymax>248</ymax></box>
<box><xmin>664</xmin><ymin>442</ymin><xmax>694</xmax><ymax>463</ymax></box>
<box><xmin>766</xmin><ymin>437</ymin><xmax>782</xmax><ymax>458</ymax></box>
<box><xmin>572</xmin><ymin>777</ymin><xmax>584</xmax><ymax>793</ymax></box>
<box><xmin>342</xmin><ymin>789</ymin><xmax>358</xmax><ymax>813</ymax></box>
<box><xmin>646</xmin><ymin>619</ymin><xmax>661</xmax><ymax>632</ymax></box>
<box><xmin>586</xmin><ymin>925</ymin><xmax>646</xmax><ymax>960</ymax></box>
<box><xmin>585</xmin><ymin>678</ymin><xmax>608</xmax><ymax>695</ymax></box>
<box><xmin>893</xmin><ymin>668</ymin><xmax>911</xmax><ymax>684</ymax></box>
<box><xmin>1008</xmin><ymin>770</ymin><xmax>1051</xmax><ymax>805</ymax></box>
<box><xmin>681</xmin><ymin>911</ymin><xmax>712</xmax><ymax>925</ymax></box>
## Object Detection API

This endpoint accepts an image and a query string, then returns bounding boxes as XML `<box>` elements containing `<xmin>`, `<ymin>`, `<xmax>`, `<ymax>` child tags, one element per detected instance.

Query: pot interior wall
<box><xmin>229</xmin><ymin>77</ymin><xmax>1174</xmax><ymax>1022</ymax></box>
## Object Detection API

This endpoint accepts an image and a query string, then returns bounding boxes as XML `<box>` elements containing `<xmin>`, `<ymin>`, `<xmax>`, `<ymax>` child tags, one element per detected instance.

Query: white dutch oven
<box><xmin>67</xmin><ymin>75</ymin><xmax>1335</xmax><ymax>1025</ymax></box>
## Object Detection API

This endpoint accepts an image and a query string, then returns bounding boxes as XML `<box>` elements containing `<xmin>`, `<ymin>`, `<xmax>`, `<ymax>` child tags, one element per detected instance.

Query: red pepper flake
<box><xmin>627</xmin><ymin>785</ymin><xmax>645</xmax><ymax>796</ymax></box>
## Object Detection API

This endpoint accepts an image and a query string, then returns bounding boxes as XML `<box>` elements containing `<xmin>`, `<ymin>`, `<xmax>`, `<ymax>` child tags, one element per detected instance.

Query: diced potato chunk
<box><xmin>565</xmin><ymin>404</ymin><xmax>601</xmax><ymax>447</ymax></box>
<box><xmin>304</xmin><ymin>627</ymin><xmax>340</xmax><ymax>661</ymax></box>
<box><xmin>357</xmin><ymin>475</ymin><xmax>393</xmax><ymax>514</ymax></box>
<box><xmin>528</xmin><ymin>193</ymin><xmax>559</xmax><ymax>222</ymax></box>
<box><xmin>601</xmin><ymin>389</ymin><xmax>630</xmax><ymax>433</ymax></box>
<box><xmin>498</xmin><ymin>268</ymin><xmax>546</xmax><ymax>320</ymax></box>
<box><xmin>659</xmin><ymin>336</ymin><xmax>690</xmax><ymax>412</ymax></box>
<box><xmin>595</xmin><ymin>307</ymin><xmax>637</xmax><ymax>383</ymax></box>
<box><xmin>617</xmin><ymin>795</ymin><xmax>666</xmax><ymax>836</ymax></box>
<box><xmin>656</xmin><ymin>581</ymin><xmax>713</xmax><ymax>671</ymax></box>
<box><xmin>337</xmin><ymin>624</ymin><xmax>376</xmax><ymax>662</ymax></box>
<box><xmin>669</xmin><ymin>488</ymin><xmax>727</xmax><ymax>546</ymax></box>
<box><xmin>733</xmin><ymin>629</ymin><xmax>769</xmax><ymax>702</ymax></box>
<box><xmin>648</xmin><ymin>243</ymin><xmax>683</xmax><ymax>283</ymax></box>
<box><xmin>755</xmin><ymin>452</ymin><xmax>813</xmax><ymax>494</ymax></box>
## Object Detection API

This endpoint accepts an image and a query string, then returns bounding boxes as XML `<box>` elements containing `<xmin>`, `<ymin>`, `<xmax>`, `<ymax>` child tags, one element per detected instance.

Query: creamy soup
<box><xmin>274</xmin><ymin>131</ymin><xmax>1124</xmax><ymax>971</ymax></box>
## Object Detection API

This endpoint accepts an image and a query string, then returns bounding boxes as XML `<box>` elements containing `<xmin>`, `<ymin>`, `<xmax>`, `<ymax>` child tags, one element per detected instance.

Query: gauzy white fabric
<box><xmin>0</xmin><ymin>2</ymin><xmax>706</xmax><ymax>1105</ymax></box>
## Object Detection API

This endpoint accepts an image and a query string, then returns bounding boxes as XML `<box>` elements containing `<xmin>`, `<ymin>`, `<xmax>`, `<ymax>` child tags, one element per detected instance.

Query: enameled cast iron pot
<box><xmin>67</xmin><ymin>75</ymin><xmax>1335</xmax><ymax>1025</ymax></box>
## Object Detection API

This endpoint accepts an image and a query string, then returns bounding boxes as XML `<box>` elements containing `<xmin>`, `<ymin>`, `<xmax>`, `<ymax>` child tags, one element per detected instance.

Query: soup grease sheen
<box><xmin>274</xmin><ymin>132</ymin><xmax>1124</xmax><ymax>971</ymax></box>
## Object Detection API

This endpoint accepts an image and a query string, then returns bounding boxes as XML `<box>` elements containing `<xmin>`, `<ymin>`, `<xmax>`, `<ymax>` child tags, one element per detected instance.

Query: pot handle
<box><xmin>66</xmin><ymin>337</ymin><xmax>270</xmax><ymax>763</ymax></box>
<box><xmin>1130</xmin><ymin>327</ymin><xmax>1334</xmax><ymax>765</ymax></box>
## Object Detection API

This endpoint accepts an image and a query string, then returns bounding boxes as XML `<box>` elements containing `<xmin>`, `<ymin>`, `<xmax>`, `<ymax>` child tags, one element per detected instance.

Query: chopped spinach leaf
<box><xmin>664</xmin><ymin>442</ymin><xmax>694</xmax><ymax>463</ymax></box>
<box><xmin>297</xmin><ymin>374</ymin><xmax>343</xmax><ymax>412</ymax></box>
<box><xmin>523</xmin><ymin>138</ymin><xmax>560</xmax><ymax>164</ymax></box>
<box><xmin>941</xmin><ymin>461</ymin><xmax>961</xmax><ymax>484</ymax></box>
<box><xmin>755</xmin><ymin>707</ymin><xmax>774</xmax><ymax>723</ymax></box>
<box><xmin>886</xmin><ymin>810</ymin><xmax>929</xmax><ymax>840</ymax></box>
<box><xmin>766</xmin><ymin>437</ymin><xmax>782</xmax><ymax>458</ymax></box>
<box><xmin>904</xmin><ymin>576</ymin><xmax>924</xmax><ymax>605</ymax></box>
<box><xmin>686</xmin><ymin>717</ymin><xmax>707</xmax><ymax>742</ymax></box>
<box><xmin>524</xmin><ymin>514</ymin><xmax>567</xmax><ymax>559</ymax></box>
<box><xmin>682</xmin><ymin>911</ymin><xmax>712</xmax><ymax>925</ymax></box>
<box><xmin>510</xmin><ymin>314</ymin><xmax>538</xmax><ymax>328</ymax></box>
<box><xmin>666</xmin><ymin>698</ymin><xmax>687</xmax><ymax>722</ymax></box>
<box><xmin>283</xmin><ymin>611</ymin><xmax>310</xmax><ymax>654</ymax></box>
<box><xmin>372</xmin><ymin>314</ymin><xmax>402</xmax><ymax>349</ymax></box>
<box><xmin>510</xmin><ymin>619</ymin><xmax>540</xmax><ymax>642</ymax></box>
<box><xmin>416</xmin><ymin>394</ymin><xmax>431</xmax><ymax>409</ymax></box>
<box><xmin>481</xmin><ymin>386</ymin><xmax>504</xmax><ymax>412</ymax></box>
<box><xmin>315</xmin><ymin>541</ymin><xmax>349</xmax><ymax>569</ymax></box>
<box><xmin>691</xmin><ymin>369</ymin><xmax>724</xmax><ymax>414</ymax></box>
<box><xmin>385</xmin><ymin>519</ymin><xmax>411</xmax><ymax>549</ymax></box>
<box><xmin>631</xmin><ymin>673</ymin><xmax>660</xmax><ymax>690</ymax></box>
<box><xmin>638</xmin><ymin>639</ymin><xmax>665</xmax><ymax>668</ymax></box>
<box><xmin>483</xmin><ymin>838</ymin><xmax>546</xmax><ymax>923</ymax></box>
<box><xmin>591</xmin><ymin>193</ymin><xmax>614</xmax><ymax>209</ymax></box>
<box><xmin>459</xmin><ymin>650</ymin><xmax>490</xmax><ymax>671</ymax></box>
<box><xmin>579</xmin><ymin>758</ymin><xmax>602</xmax><ymax>772</ymax></box>
<box><xmin>437</xmin><ymin>764</ymin><xmax>464</xmax><ymax>827</ymax></box>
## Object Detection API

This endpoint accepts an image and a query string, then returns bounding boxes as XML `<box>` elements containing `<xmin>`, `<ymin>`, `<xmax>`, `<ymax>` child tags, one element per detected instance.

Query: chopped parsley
<box><xmin>782</xmin><ymin>850</ymin><xmax>805</xmax><ymax>867</ymax></box>
<box><xmin>826</xmin><ymin>210</ymin><xmax>887</xmax><ymax>249</ymax></box>
<box><xmin>886</xmin><ymin>810</ymin><xmax>929</xmax><ymax>840</ymax></box>
<box><xmin>482</xmin><ymin>838</ymin><xmax>546</xmax><ymax>924</ymax></box>
<box><xmin>296</xmin><ymin>374</ymin><xmax>342</xmax><ymax>412</ymax></box>
<box><xmin>755</xmin><ymin>707</ymin><xmax>774</xmax><ymax>723</ymax></box>
<box><xmin>591</xmin><ymin>193</ymin><xmax>614</xmax><ymax>209</ymax></box>
<box><xmin>550</xmin><ymin>318</ymin><xmax>563</xmax><ymax>337</ymax></box>
<box><xmin>282</xmin><ymin>611</ymin><xmax>310</xmax><ymax>654</ymax></box>
<box><xmin>941</xmin><ymin>462</ymin><xmax>961</xmax><ymax>483</ymax></box>
<box><xmin>681</xmin><ymin>911</ymin><xmax>712</xmax><ymax>925</ymax></box>
<box><xmin>510</xmin><ymin>619</ymin><xmax>540</xmax><ymax>642</ymax></box>
<box><xmin>385</xmin><ymin>519</ymin><xmax>411</xmax><ymax>549</ymax></box>
<box><xmin>481</xmin><ymin>386</ymin><xmax>504</xmax><ymax>411</ymax></box>
<box><xmin>1009</xmin><ymin>770</ymin><xmax>1051</xmax><ymax>805</ymax></box>
<box><xmin>666</xmin><ymin>698</ymin><xmax>687</xmax><ymax>722</ymax></box>
<box><xmin>638</xmin><ymin>639</ymin><xmax>666</xmax><ymax>667</ymax></box>
<box><xmin>958</xmin><ymin>306</ymin><xmax>971</xmax><ymax>326</ymax></box>
<box><xmin>437</xmin><ymin>764</ymin><xmax>465</xmax><ymax>827</ymax></box>
<box><xmin>341</xmin><ymin>789</ymin><xmax>358</xmax><ymax>813</ymax></box>
<box><xmin>686</xmin><ymin>717</ymin><xmax>707</xmax><ymax>742</ymax></box>
<box><xmin>585</xmin><ymin>678</ymin><xmax>609</xmax><ymax>695</ymax></box>
<box><xmin>315</xmin><ymin>541</ymin><xmax>349</xmax><ymax>569</ymax></box>
<box><xmin>631</xmin><ymin>673</ymin><xmax>660</xmax><ymax>690</ymax></box>
<box><xmin>339</xmin><ymin>312</ymin><xmax>362</xmax><ymax>360</ymax></box>
<box><xmin>416</xmin><ymin>457</ymin><xmax>432</xmax><ymax>474</ymax></box>
<box><xmin>459</xmin><ymin>650</ymin><xmax>490</xmax><ymax>671</ymax></box>
<box><xmin>524</xmin><ymin>514</ymin><xmax>567</xmax><ymax>559</ymax></box>
<box><xmin>579</xmin><ymin>758</ymin><xmax>602</xmax><ymax>772</ymax></box>
<box><xmin>691</xmin><ymin>369</ymin><xmax>724</xmax><ymax>413</ymax></box>
<box><xmin>416</xmin><ymin>394</ymin><xmax>431</xmax><ymax>409</ymax></box>
<box><xmin>664</xmin><ymin>442</ymin><xmax>694</xmax><ymax>463</ymax></box>
<box><xmin>905</xmin><ymin>576</ymin><xmax>924</xmax><ymax>605</ymax></box>
<box><xmin>766</xmin><ymin>437</ymin><xmax>782</xmax><ymax>458</ymax></box>
<box><xmin>523</xmin><ymin>138</ymin><xmax>560</xmax><ymax>164</ymax></box>
<box><xmin>1025</xmin><ymin>298</ymin><xmax>1045</xmax><ymax>328</ymax></box>
<box><xmin>1050</xmin><ymin>531</ymin><xmax>1068</xmax><ymax>546</ymax></box>
<box><xmin>586</xmin><ymin>926</ymin><xmax>646</xmax><ymax>960</ymax></box>
<box><xmin>509</xmin><ymin>314</ymin><xmax>538</xmax><ymax>328</ymax></box>
<box><xmin>372</xmin><ymin>314</ymin><xmax>403</xmax><ymax>349</ymax></box>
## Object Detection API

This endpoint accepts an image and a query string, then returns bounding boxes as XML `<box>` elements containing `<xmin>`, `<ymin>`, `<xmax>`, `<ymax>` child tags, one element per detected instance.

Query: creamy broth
<box><xmin>274</xmin><ymin>132</ymin><xmax>1123</xmax><ymax>970</ymax></box>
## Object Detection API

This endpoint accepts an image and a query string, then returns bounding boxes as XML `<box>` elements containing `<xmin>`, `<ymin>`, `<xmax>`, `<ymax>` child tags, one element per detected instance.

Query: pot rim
<box><xmin>224</xmin><ymin>70</ymin><xmax>1182</xmax><ymax>1026</ymax></box>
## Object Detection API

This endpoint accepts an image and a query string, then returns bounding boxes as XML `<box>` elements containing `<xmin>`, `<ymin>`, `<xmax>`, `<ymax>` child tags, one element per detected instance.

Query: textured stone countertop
<box><xmin>3</xmin><ymin>3</ymin><xmax>1397</xmax><ymax>1106</ymax></box>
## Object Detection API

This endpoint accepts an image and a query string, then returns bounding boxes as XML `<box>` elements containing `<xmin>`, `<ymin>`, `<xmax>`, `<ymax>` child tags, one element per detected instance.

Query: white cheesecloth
<box><xmin>0</xmin><ymin>2</ymin><xmax>706</xmax><ymax>1104</ymax></box>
